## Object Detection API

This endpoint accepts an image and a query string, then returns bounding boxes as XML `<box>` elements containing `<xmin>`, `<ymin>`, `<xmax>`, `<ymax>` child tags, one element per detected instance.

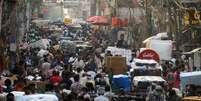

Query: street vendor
<box><xmin>116</xmin><ymin>34</ymin><xmax>128</xmax><ymax>49</ymax></box>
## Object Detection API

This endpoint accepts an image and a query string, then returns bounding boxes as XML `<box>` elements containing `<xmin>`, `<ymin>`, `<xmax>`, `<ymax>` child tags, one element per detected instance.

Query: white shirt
<box><xmin>41</xmin><ymin>62</ymin><xmax>51</xmax><ymax>76</ymax></box>
<box><xmin>95</xmin><ymin>56</ymin><xmax>102</xmax><ymax>69</ymax></box>
<box><xmin>94</xmin><ymin>95</ymin><xmax>109</xmax><ymax>101</ymax></box>
<box><xmin>87</xmin><ymin>71</ymin><xmax>96</xmax><ymax>79</ymax></box>
<box><xmin>80</xmin><ymin>76</ymin><xmax>88</xmax><ymax>87</ymax></box>
<box><xmin>73</xmin><ymin>59</ymin><xmax>85</xmax><ymax>68</ymax></box>
<box><xmin>104</xmin><ymin>92</ymin><xmax>115</xmax><ymax>100</ymax></box>
<box><xmin>68</xmin><ymin>57</ymin><xmax>76</xmax><ymax>63</ymax></box>
<box><xmin>0</xmin><ymin>93</ymin><xmax>6</xmax><ymax>101</ymax></box>
<box><xmin>41</xmin><ymin>62</ymin><xmax>51</xmax><ymax>69</ymax></box>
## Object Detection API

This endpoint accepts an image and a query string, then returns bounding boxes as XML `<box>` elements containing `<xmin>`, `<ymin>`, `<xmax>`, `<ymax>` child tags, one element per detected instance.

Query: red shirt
<box><xmin>174</xmin><ymin>71</ymin><xmax>180</xmax><ymax>88</ymax></box>
<box><xmin>50</xmin><ymin>76</ymin><xmax>62</xmax><ymax>84</ymax></box>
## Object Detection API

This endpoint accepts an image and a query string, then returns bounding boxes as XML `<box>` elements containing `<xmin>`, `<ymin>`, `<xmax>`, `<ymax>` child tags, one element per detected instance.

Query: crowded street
<box><xmin>0</xmin><ymin>0</ymin><xmax>201</xmax><ymax>101</ymax></box>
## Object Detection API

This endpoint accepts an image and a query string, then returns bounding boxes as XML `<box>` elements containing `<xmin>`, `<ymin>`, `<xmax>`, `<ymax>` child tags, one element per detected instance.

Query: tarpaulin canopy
<box><xmin>29</xmin><ymin>39</ymin><xmax>50</xmax><ymax>49</ymax></box>
<box><xmin>86</xmin><ymin>16</ymin><xmax>109</xmax><ymax>25</ymax></box>
<box><xmin>143</xmin><ymin>32</ymin><xmax>168</xmax><ymax>44</ymax></box>
<box><xmin>183</xmin><ymin>48</ymin><xmax>201</xmax><ymax>54</ymax></box>
<box><xmin>32</xmin><ymin>20</ymin><xmax>50</xmax><ymax>28</ymax></box>
<box><xmin>12</xmin><ymin>91</ymin><xmax>59</xmax><ymax>101</ymax></box>
<box><xmin>180</xmin><ymin>71</ymin><xmax>201</xmax><ymax>91</ymax></box>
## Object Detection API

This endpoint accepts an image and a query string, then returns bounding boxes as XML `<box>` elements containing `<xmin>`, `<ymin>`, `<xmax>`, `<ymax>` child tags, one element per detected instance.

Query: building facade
<box><xmin>63</xmin><ymin>0</ymin><xmax>91</xmax><ymax>19</ymax></box>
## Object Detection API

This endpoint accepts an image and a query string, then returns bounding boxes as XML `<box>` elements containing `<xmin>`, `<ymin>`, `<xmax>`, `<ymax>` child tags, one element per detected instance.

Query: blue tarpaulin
<box><xmin>180</xmin><ymin>71</ymin><xmax>201</xmax><ymax>91</ymax></box>
<box><xmin>112</xmin><ymin>75</ymin><xmax>131</xmax><ymax>92</ymax></box>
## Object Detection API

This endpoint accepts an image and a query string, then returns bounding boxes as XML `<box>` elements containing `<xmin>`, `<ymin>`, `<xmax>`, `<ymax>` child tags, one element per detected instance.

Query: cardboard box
<box><xmin>105</xmin><ymin>56</ymin><xmax>127</xmax><ymax>75</ymax></box>
<box><xmin>182</xmin><ymin>96</ymin><xmax>201</xmax><ymax>101</ymax></box>
<box><xmin>27</xmin><ymin>81</ymin><xmax>48</xmax><ymax>93</ymax></box>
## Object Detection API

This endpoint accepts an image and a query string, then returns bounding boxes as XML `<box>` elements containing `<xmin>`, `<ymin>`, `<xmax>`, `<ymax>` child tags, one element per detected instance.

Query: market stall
<box><xmin>180</xmin><ymin>71</ymin><xmax>201</xmax><ymax>92</ymax></box>
<box><xmin>183</xmin><ymin>48</ymin><xmax>201</xmax><ymax>70</ymax></box>
<box><xmin>133</xmin><ymin>76</ymin><xmax>166</xmax><ymax>99</ymax></box>
<box><xmin>130</xmin><ymin>59</ymin><xmax>162</xmax><ymax>77</ymax></box>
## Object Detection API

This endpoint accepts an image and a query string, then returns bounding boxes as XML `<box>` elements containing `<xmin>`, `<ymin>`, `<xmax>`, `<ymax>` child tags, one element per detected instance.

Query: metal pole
<box><xmin>61</xmin><ymin>2</ymin><xmax>64</xmax><ymax>21</ymax></box>
<box><xmin>0</xmin><ymin>0</ymin><xmax>4</xmax><ymax>34</ymax></box>
<box><xmin>145</xmin><ymin>0</ymin><xmax>150</xmax><ymax>36</ymax></box>
<box><xmin>200</xmin><ymin>51</ymin><xmax>201</xmax><ymax>69</ymax></box>
<box><xmin>145</xmin><ymin>0</ymin><xmax>147</xmax><ymax>14</ymax></box>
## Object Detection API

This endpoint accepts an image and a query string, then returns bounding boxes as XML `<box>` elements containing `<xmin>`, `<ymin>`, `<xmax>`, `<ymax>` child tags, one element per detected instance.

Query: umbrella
<box><xmin>86</xmin><ymin>16</ymin><xmax>109</xmax><ymax>25</ymax></box>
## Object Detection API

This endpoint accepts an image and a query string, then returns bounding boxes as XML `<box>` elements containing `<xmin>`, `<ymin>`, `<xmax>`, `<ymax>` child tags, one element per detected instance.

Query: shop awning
<box><xmin>86</xmin><ymin>16</ymin><xmax>109</xmax><ymax>25</ymax></box>
<box><xmin>183</xmin><ymin>48</ymin><xmax>201</xmax><ymax>54</ymax></box>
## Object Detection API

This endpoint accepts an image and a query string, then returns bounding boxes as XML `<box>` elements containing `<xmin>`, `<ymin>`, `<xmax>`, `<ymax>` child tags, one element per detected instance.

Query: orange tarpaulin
<box><xmin>112</xmin><ymin>17</ymin><xmax>119</xmax><ymax>26</ymax></box>
<box><xmin>86</xmin><ymin>16</ymin><xmax>109</xmax><ymax>25</ymax></box>
<box><xmin>112</xmin><ymin>17</ymin><xmax>128</xmax><ymax>27</ymax></box>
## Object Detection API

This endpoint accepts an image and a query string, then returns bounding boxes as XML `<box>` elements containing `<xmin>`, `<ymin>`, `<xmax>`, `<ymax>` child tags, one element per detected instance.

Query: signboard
<box><xmin>138</xmin><ymin>49</ymin><xmax>160</xmax><ymax>62</ymax></box>
<box><xmin>64</xmin><ymin>18</ymin><xmax>72</xmax><ymax>25</ymax></box>
<box><xmin>183</xmin><ymin>10</ymin><xmax>201</xmax><ymax>26</ymax></box>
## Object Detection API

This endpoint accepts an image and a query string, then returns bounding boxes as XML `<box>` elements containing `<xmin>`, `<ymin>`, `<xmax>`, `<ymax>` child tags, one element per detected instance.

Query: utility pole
<box><xmin>145</xmin><ymin>0</ymin><xmax>147</xmax><ymax>15</ymax></box>
<box><xmin>145</xmin><ymin>0</ymin><xmax>151</xmax><ymax>36</ymax></box>
<box><xmin>60</xmin><ymin>1</ymin><xmax>64</xmax><ymax>21</ymax></box>
<box><xmin>0</xmin><ymin>0</ymin><xmax>4</xmax><ymax>34</ymax></box>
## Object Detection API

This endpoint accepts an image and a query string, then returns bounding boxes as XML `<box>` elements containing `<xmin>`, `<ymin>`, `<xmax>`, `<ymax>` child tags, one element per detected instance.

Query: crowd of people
<box><xmin>0</xmin><ymin>23</ymin><xmax>118</xmax><ymax>101</ymax></box>
<box><xmin>0</xmin><ymin>42</ymin><xmax>125</xmax><ymax>101</ymax></box>
<box><xmin>0</xmin><ymin>23</ymin><xmax>198</xmax><ymax>101</ymax></box>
